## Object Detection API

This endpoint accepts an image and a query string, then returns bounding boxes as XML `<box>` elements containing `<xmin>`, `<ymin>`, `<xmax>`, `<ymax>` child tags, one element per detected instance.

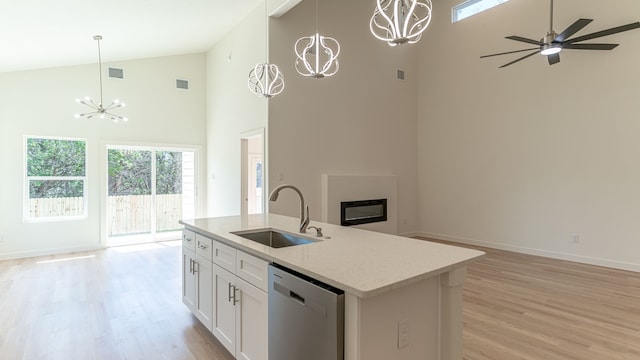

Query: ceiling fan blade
<box><xmin>565</xmin><ymin>22</ymin><xmax>640</xmax><ymax>44</ymax></box>
<box><xmin>554</xmin><ymin>18</ymin><xmax>593</xmax><ymax>42</ymax></box>
<box><xmin>480</xmin><ymin>47</ymin><xmax>540</xmax><ymax>58</ymax></box>
<box><xmin>562</xmin><ymin>43</ymin><xmax>619</xmax><ymax>50</ymax></box>
<box><xmin>547</xmin><ymin>53</ymin><xmax>560</xmax><ymax>65</ymax></box>
<box><xmin>506</xmin><ymin>36</ymin><xmax>545</xmax><ymax>46</ymax></box>
<box><xmin>499</xmin><ymin>50</ymin><xmax>540</xmax><ymax>68</ymax></box>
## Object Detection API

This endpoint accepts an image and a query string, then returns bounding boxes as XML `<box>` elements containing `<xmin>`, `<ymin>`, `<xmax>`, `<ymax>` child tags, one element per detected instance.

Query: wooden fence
<box><xmin>108</xmin><ymin>194</ymin><xmax>183</xmax><ymax>236</ymax></box>
<box><xmin>29</xmin><ymin>197</ymin><xmax>84</xmax><ymax>218</ymax></box>
<box><xmin>29</xmin><ymin>194</ymin><xmax>183</xmax><ymax>236</ymax></box>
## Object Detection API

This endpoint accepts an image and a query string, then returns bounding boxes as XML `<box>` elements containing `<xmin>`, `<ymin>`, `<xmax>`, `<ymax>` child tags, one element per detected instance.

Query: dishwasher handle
<box><xmin>289</xmin><ymin>290</ymin><xmax>305</xmax><ymax>305</ymax></box>
<box><xmin>274</xmin><ymin>281</ymin><xmax>305</xmax><ymax>305</ymax></box>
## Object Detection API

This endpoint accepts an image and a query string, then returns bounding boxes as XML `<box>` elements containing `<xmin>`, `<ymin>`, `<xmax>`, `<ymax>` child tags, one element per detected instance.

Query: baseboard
<box><xmin>399</xmin><ymin>231</ymin><xmax>421</xmax><ymax>238</ymax></box>
<box><xmin>416</xmin><ymin>232</ymin><xmax>640</xmax><ymax>273</ymax></box>
<box><xmin>0</xmin><ymin>245</ymin><xmax>105</xmax><ymax>261</ymax></box>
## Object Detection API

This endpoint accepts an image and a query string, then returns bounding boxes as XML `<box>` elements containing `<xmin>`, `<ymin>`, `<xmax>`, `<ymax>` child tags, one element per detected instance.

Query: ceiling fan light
<box><xmin>540</xmin><ymin>45</ymin><xmax>562</xmax><ymax>55</ymax></box>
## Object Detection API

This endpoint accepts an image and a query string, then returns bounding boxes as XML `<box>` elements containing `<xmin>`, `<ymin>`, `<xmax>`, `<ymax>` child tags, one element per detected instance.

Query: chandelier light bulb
<box><xmin>248</xmin><ymin>63</ymin><xmax>285</xmax><ymax>98</ymax></box>
<box><xmin>295</xmin><ymin>33</ymin><xmax>340</xmax><ymax>78</ymax></box>
<box><xmin>370</xmin><ymin>0</ymin><xmax>433</xmax><ymax>46</ymax></box>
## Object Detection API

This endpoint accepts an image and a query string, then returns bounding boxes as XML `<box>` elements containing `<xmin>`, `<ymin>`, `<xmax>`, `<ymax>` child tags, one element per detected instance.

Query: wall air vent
<box><xmin>108</xmin><ymin>67</ymin><xmax>124</xmax><ymax>79</ymax></box>
<box><xmin>396</xmin><ymin>69</ymin><xmax>405</xmax><ymax>80</ymax></box>
<box><xmin>176</xmin><ymin>79</ymin><xmax>189</xmax><ymax>90</ymax></box>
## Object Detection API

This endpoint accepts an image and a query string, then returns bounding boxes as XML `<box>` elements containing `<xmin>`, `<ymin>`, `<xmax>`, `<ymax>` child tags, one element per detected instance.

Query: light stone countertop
<box><xmin>180</xmin><ymin>214</ymin><xmax>484</xmax><ymax>298</ymax></box>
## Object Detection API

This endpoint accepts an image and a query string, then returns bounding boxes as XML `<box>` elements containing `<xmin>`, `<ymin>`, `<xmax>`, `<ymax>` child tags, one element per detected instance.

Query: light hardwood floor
<box><xmin>0</xmin><ymin>241</ymin><xmax>234</xmax><ymax>360</ymax></box>
<box><xmin>1</xmin><ymin>240</ymin><xmax>639</xmax><ymax>359</ymax></box>
<box><xmin>418</xmin><ymin>238</ymin><xmax>640</xmax><ymax>360</ymax></box>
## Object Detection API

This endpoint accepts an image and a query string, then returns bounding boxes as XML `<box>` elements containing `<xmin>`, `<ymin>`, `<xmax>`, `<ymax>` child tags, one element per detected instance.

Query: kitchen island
<box><xmin>180</xmin><ymin>214</ymin><xmax>483</xmax><ymax>360</ymax></box>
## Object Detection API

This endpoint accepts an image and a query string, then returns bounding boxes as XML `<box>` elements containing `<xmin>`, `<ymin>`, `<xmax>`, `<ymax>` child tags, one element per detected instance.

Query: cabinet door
<box><xmin>195</xmin><ymin>255</ymin><xmax>213</xmax><ymax>331</ymax></box>
<box><xmin>213</xmin><ymin>264</ymin><xmax>237</xmax><ymax>355</ymax></box>
<box><xmin>235</xmin><ymin>277</ymin><xmax>268</xmax><ymax>360</ymax></box>
<box><xmin>182</xmin><ymin>248</ymin><xmax>196</xmax><ymax>311</ymax></box>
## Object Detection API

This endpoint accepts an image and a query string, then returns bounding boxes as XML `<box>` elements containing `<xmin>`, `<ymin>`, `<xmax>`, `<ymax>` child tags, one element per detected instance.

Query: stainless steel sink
<box><xmin>231</xmin><ymin>229</ymin><xmax>319</xmax><ymax>248</ymax></box>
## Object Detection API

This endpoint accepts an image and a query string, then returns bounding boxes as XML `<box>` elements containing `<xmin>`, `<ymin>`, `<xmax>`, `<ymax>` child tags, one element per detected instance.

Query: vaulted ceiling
<box><xmin>0</xmin><ymin>0</ymin><xmax>262</xmax><ymax>73</ymax></box>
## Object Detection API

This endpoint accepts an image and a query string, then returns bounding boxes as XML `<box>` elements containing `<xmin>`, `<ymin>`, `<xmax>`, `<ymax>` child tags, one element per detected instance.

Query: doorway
<box><xmin>241</xmin><ymin>129</ymin><xmax>265</xmax><ymax>215</ymax></box>
<box><xmin>105</xmin><ymin>145</ymin><xmax>197</xmax><ymax>246</ymax></box>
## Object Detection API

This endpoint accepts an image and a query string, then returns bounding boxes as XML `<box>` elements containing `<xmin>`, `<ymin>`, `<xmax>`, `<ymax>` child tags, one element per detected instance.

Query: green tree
<box><xmin>27</xmin><ymin>138</ymin><xmax>85</xmax><ymax>198</ymax></box>
<box><xmin>108</xmin><ymin>149</ymin><xmax>152</xmax><ymax>196</ymax></box>
<box><xmin>156</xmin><ymin>151</ymin><xmax>182</xmax><ymax>195</ymax></box>
<box><xmin>107</xmin><ymin>149</ymin><xmax>182</xmax><ymax>196</ymax></box>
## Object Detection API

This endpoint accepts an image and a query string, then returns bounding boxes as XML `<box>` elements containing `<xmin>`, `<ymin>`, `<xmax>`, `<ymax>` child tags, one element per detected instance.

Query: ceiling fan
<box><xmin>481</xmin><ymin>0</ymin><xmax>640</xmax><ymax>68</ymax></box>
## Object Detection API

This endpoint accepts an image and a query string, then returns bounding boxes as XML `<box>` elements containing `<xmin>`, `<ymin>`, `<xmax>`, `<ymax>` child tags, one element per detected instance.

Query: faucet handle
<box><xmin>307</xmin><ymin>226</ymin><xmax>323</xmax><ymax>237</ymax></box>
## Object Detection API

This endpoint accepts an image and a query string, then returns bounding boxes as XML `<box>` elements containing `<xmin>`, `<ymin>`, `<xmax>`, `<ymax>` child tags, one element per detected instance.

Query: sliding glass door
<box><xmin>106</xmin><ymin>145</ymin><xmax>196</xmax><ymax>246</ymax></box>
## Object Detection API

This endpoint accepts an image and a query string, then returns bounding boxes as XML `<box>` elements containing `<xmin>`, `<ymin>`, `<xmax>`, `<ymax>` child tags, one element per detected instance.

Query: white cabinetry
<box><xmin>235</xmin><ymin>275</ymin><xmax>268</xmax><ymax>360</ymax></box>
<box><xmin>182</xmin><ymin>229</ymin><xmax>268</xmax><ymax>360</ymax></box>
<box><xmin>213</xmin><ymin>264</ymin><xmax>237</xmax><ymax>352</ymax></box>
<box><xmin>182</xmin><ymin>230</ymin><xmax>213</xmax><ymax>331</ymax></box>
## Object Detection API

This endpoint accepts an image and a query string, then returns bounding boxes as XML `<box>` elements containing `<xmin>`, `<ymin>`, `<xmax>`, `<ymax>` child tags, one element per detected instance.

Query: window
<box><xmin>452</xmin><ymin>0</ymin><xmax>510</xmax><ymax>23</ymax></box>
<box><xmin>25</xmin><ymin>136</ymin><xmax>87</xmax><ymax>221</ymax></box>
<box><xmin>106</xmin><ymin>145</ymin><xmax>196</xmax><ymax>245</ymax></box>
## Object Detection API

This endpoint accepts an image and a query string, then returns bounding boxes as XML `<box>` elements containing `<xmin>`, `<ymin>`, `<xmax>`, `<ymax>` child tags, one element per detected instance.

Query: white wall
<box><xmin>0</xmin><ymin>54</ymin><xmax>207</xmax><ymax>259</ymax></box>
<box><xmin>267</xmin><ymin>0</ymin><xmax>419</xmax><ymax>235</ymax></box>
<box><xmin>417</xmin><ymin>0</ymin><xmax>640</xmax><ymax>270</ymax></box>
<box><xmin>206</xmin><ymin>4</ymin><xmax>268</xmax><ymax>217</ymax></box>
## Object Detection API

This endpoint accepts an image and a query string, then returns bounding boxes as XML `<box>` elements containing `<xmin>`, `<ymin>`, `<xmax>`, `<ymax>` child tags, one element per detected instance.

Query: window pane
<box><xmin>156</xmin><ymin>151</ymin><xmax>183</xmax><ymax>232</ymax></box>
<box><xmin>107</xmin><ymin>149</ymin><xmax>152</xmax><ymax>196</ymax></box>
<box><xmin>28</xmin><ymin>180</ymin><xmax>84</xmax><ymax>218</ymax></box>
<box><xmin>156</xmin><ymin>151</ymin><xmax>183</xmax><ymax>195</ymax></box>
<box><xmin>107</xmin><ymin>149</ymin><xmax>152</xmax><ymax>236</ymax></box>
<box><xmin>27</xmin><ymin>138</ymin><xmax>85</xmax><ymax>177</ymax></box>
<box><xmin>453</xmin><ymin>0</ymin><xmax>510</xmax><ymax>22</ymax></box>
<box><xmin>29</xmin><ymin>180</ymin><xmax>84</xmax><ymax>198</ymax></box>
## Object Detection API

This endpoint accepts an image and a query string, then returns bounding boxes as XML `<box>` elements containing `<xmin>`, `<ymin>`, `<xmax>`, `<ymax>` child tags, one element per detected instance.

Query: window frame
<box><xmin>23</xmin><ymin>135</ymin><xmax>89</xmax><ymax>222</ymax></box>
<box><xmin>452</xmin><ymin>0</ymin><xmax>510</xmax><ymax>23</ymax></box>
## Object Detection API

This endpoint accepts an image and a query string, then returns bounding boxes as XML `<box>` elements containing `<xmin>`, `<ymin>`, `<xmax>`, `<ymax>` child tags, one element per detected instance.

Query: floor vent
<box><xmin>108</xmin><ymin>67</ymin><xmax>124</xmax><ymax>79</ymax></box>
<box><xmin>176</xmin><ymin>79</ymin><xmax>189</xmax><ymax>90</ymax></box>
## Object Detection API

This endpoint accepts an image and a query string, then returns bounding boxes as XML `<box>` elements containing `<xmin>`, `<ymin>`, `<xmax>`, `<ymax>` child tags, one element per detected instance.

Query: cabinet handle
<box><xmin>184</xmin><ymin>235</ymin><xmax>192</xmax><ymax>242</ymax></box>
<box><xmin>233</xmin><ymin>287</ymin><xmax>240</xmax><ymax>305</ymax></box>
<box><xmin>189</xmin><ymin>259</ymin><xmax>193</xmax><ymax>274</ymax></box>
<box><xmin>198</xmin><ymin>242</ymin><xmax>208</xmax><ymax>250</ymax></box>
<box><xmin>228</xmin><ymin>283</ymin><xmax>234</xmax><ymax>302</ymax></box>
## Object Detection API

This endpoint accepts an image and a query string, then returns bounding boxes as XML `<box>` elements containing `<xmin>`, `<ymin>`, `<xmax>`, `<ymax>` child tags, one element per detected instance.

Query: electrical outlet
<box><xmin>571</xmin><ymin>234</ymin><xmax>580</xmax><ymax>243</ymax></box>
<box><xmin>398</xmin><ymin>319</ymin><xmax>410</xmax><ymax>349</ymax></box>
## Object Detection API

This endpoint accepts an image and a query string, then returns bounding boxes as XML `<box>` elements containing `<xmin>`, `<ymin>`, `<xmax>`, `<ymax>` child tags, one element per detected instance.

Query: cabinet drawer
<box><xmin>182</xmin><ymin>229</ymin><xmax>196</xmax><ymax>251</ymax></box>
<box><xmin>236</xmin><ymin>251</ymin><xmax>269</xmax><ymax>292</ymax></box>
<box><xmin>212</xmin><ymin>239</ymin><xmax>236</xmax><ymax>273</ymax></box>
<box><xmin>195</xmin><ymin>234</ymin><xmax>213</xmax><ymax>261</ymax></box>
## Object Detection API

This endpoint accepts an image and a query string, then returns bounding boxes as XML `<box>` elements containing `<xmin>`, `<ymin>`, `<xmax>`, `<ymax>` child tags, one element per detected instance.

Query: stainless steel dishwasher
<box><xmin>268</xmin><ymin>263</ymin><xmax>344</xmax><ymax>360</ymax></box>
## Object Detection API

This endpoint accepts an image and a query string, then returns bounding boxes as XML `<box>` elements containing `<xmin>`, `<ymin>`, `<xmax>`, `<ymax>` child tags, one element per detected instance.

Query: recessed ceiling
<box><xmin>0</xmin><ymin>0</ymin><xmax>263</xmax><ymax>73</ymax></box>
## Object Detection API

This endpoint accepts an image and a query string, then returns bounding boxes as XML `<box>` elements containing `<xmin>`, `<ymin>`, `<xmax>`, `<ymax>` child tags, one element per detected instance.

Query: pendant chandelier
<box><xmin>248</xmin><ymin>0</ymin><xmax>285</xmax><ymax>98</ymax></box>
<box><xmin>370</xmin><ymin>0</ymin><xmax>433</xmax><ymax>46</ymax></box>
<box><xmin>294</xmin><ymin>0</ymin><xmax>340</xmax><ymax>78</ymax></box>
<box><xmin>74</xmin><ymin>35</ymin><xmax>128</xmax><ymax>122</ymax></box>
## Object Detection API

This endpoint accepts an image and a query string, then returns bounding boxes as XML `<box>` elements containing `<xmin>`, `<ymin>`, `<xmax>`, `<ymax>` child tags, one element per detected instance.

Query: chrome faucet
<box><xmin>269</xmin><ymin>184</ymin><xmax>310</xmax><ymax>233</ymax></box>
